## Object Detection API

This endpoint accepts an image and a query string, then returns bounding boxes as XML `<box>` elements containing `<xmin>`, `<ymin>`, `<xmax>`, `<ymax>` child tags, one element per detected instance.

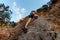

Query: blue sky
<box><xmin>0</xmin><ymin>0</ymin><xmax>50</xmax><ymax>22</ymax></box>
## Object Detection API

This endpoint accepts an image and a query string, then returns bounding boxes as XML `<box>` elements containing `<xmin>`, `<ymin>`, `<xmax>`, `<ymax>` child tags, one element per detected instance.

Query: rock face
<box><xmin>17</xmin><ymin>1</ymin><xmax>60</xmax><ymax>40</ymax></box>
<box><xmin>0</xmin><ymin>16</ymin><xmax>60</xmax><ymax>40</ymax></box>
<box><xmin>17</xmin><ymin>16</ymin><xmax>59</xmax><ymax>40</ymax></box>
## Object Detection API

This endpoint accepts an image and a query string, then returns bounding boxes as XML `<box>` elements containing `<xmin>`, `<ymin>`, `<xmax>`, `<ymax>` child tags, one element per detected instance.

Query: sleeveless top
<box><xmin>29</xmin><ymin>14</ymin><xmax>38</xmax><ymax>19</ymax></box>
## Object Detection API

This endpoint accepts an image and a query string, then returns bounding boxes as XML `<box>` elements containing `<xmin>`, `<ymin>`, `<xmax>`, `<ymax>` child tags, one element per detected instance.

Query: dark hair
<box><xmin>30</xmin><ymin>10</ymin><xmax>37</xmax><ymax>15</ymax></box>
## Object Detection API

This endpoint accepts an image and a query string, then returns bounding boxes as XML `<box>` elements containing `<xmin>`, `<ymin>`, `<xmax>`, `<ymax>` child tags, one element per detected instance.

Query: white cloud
<box><xmin>21</xmin><ymin>8</ymin><xmax>26</xmax><ymax>13</ymax></box>
<box><xmin>12</xmin><ymin>1</ymin><xmax>26</xmax><ymax>22</ymax></box>
<box><xmin>13</xmin><ymin>2</ymin><xmax>16</xmax><ymax>7</ymax></box>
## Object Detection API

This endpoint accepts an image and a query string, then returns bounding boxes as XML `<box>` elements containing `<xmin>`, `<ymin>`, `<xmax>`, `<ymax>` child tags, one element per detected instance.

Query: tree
<box><xmin>37</xmin><ymin>4</ymin><xmax>48</xmax><ymax>13</ymax></box>
<box><xmin>42</xmin><ymin>4</ymin><xmax>48</xmax><ymax>11</ymax></box>
<box><xmin>50</xmin><ymin>0</ymin><xmax>58</xmax><ymax>4</ymax></box>
<box><xmin>0</xmin><ymin>4</ymin><xmax>12</xmax><ymax>27</ymax></box>
<box><xmin>47</xmin><ymin>0</ymin><xmax>52</xmax><ymax>7</ymax></box>
<box><xmin>37</xmin><ymin>8</ymin><xmax>43</xmax><ymax>13</ymax></box>
<box><xmin>9</xmin><ymin>21</ymin><xmax>16</xmax><ymax>27</ymax></box>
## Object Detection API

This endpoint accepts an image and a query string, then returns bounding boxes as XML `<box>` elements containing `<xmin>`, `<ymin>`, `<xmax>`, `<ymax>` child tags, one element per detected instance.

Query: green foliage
<box><xmin>37</xmin><ymin>4</ymin><xmax>49</xmax><ymax>13</ymax></box>
<box><xmin>10</xmin><ymin>21</ymin><xmax>16</xmax><ymax>27</ymax></box>
<box><xmin>42</xmin><ymin>4</ymin><xmax>48</xmax><ymax>10</ymax></box>
<box><xmin>37</xmin><ymin>8</ymin><xmax>43</xmax><ymax>12</ymax></box>
<box><xmin>51</xmin><ymin>0</ymin><xmax>58</xmax><ymax>4</ymax></box>
<box><xmin>37</xmin><ymin>0</ymin><xmax>55</xmax><ymax>13</ymax></box>
<box><xmin>0</xmin><ymin>3</ymin><xmax>12</xmax><ymax>27</ymax></box>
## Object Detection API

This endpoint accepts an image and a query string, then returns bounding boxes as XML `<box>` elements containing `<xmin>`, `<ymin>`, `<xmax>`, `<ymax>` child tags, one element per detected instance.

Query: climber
<box><xmin>22</xmin><ymin>10</ymin><xmax>38</xmax><ymax>33</ymax></box>
<box><xmin>25</xmin><ymin>10</ymin><xmax>38</xmax><ymax>28</ymax></box>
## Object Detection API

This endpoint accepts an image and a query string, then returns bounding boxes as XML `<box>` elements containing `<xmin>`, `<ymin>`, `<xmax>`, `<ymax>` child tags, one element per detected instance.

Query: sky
<box><xmin>0</xmin><ymin>0</ymin><xmax>50</xmax><ymax>22</ymax></box>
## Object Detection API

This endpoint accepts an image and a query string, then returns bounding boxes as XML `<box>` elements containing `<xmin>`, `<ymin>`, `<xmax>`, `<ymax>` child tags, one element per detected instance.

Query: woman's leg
<box><xmin>25</xmin><ymin>18</ymin><xmax>32</xmax><ymax>28</ymax></box>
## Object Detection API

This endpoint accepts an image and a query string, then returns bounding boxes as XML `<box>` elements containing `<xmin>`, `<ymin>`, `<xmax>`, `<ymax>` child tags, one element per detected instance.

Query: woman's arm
<box><xmin>25</xmin><ymin>18</ymin><xmax>32</xmax><ymax>28</ymax></box>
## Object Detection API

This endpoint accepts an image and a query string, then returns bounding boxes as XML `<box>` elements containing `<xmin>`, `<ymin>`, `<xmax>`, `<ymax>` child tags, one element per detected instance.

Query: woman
<box><xmin>23</xmin><ymin>10</ymin><xmax>38</xmax><ymax>33</ymax></box>
<box><xmin>25</xmin><ymin>10</ymin><xmax>38</xmax><ymax>28</ymax></box>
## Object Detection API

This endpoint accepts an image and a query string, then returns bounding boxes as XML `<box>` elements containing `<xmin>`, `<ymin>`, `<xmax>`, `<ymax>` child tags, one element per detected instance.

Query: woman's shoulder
<box><xmin>29</xmin><ymin>14</ymin><xmax>34</xmax><ymax>18</ymax></box>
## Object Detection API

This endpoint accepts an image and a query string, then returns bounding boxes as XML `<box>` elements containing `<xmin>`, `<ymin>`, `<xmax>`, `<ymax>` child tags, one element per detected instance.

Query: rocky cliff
<box><xmin>15</xmin><ymin>0</ymin><xmax>60</xmax><ymax>40</ymax></box>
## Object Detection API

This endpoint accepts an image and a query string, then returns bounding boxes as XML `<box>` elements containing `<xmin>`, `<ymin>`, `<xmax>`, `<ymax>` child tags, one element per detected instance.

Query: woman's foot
<box><xmin>22</xmin><ymin>27</ymin><xmax>27</xmax><ymax>33</ymax></box>
<box><xmin>25</xmin><ymin>26</ymin><xmax>28</xmax><ymax>29</ymax></box>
